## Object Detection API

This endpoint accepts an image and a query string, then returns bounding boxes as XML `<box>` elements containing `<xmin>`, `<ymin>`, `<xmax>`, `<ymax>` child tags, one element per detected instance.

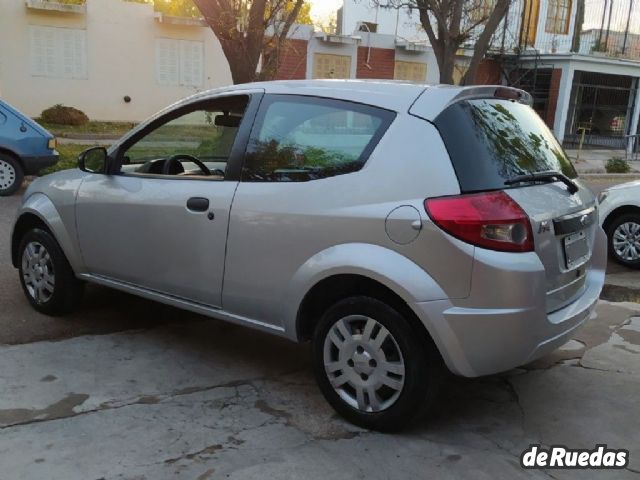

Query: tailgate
<box><xmin>507</xmin><ymin>180</ymin><xmax>598</xmax><ymax>312</ymax></box>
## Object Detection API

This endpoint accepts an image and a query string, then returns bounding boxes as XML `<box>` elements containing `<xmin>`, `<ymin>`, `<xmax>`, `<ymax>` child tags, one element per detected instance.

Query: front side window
<box><xmin>545</xmin><ymin>0</ymin><xmax>572</xmax><ymax>34</ymax></box>
<box><xmin>119</xmin><ymin>95</ymin><xmax>248</xmax><ymax>179</ymax></box>
<box><xmin>242</xmin><ymin>95</ymin><xmax>395</xmax><ymax>182</ymax></box>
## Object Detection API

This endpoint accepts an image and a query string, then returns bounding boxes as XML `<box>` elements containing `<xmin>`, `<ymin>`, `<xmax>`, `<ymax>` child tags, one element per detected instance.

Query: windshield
<box><xmin>434</xmin><ymin>98</ymin><xmax>577</xmax><ymax>193</ymax></box>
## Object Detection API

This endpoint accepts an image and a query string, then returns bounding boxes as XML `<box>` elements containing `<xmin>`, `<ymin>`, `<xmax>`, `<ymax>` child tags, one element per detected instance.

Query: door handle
<box><xmin>186</xmin><ymin>197</ymin><xmax>209</xmax><ymax>212</ymax></box>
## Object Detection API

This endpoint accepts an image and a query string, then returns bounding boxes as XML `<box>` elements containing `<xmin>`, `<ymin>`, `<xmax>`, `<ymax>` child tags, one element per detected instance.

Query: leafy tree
<box><xmin>377</xmin><ymin>0</ymin><xmax>511</xmax><ymax>85</ymax></box>
<box><xmin>192</xmin><ymin>0</ymin><xmax>309</xmax><ymax>84</ymax></box>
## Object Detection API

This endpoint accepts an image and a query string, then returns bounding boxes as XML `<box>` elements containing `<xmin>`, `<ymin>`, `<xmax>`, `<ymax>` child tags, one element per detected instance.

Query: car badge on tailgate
<box><xmin>538</xmin><ymin>221</ymin><xmax>551</xmax><ymax>234</ymax></box>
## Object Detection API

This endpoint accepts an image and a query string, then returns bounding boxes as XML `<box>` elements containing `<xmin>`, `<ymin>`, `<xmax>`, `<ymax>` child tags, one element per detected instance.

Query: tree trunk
<box><xmin>193</xmin><ymin>0</ymin><xmax>304</xmax><ymax>85</ymax></box>
<box><xmin>461</xmin><ymin>0</ymin><xmax>510</xmax><ymax>85</ymax></box>
<box><xmin>571</xmin><ymin>0</ymin><xmax>585</xmax><ymax>53</ymax></box>
<box><xmin>413</xmin><ymin>0</ymin><xmax>512</xmax><ymax>85</ymax></box>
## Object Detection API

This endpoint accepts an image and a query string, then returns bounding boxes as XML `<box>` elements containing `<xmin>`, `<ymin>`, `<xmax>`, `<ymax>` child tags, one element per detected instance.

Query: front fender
<box><xmin>12</xmin><ymin>192</ymin><xmax>84</xmax><ymax>274</ymax></box>
<box><xmin>282</xmin><ymin>243</ymin><xmax>448</xmax><ymax>339</ymax></box>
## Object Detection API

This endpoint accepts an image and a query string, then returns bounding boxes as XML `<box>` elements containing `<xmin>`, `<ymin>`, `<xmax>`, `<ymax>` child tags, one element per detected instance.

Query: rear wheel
<box><xmin>312</xmin><ymin>296</ymin><xmax>443</xmax><ymax>432</ymax></box>
<box><xmin>607</xmin><ymin>213</ymin><xmax>640</xmax><ymax>269</ymax></box>
<box><xmin>18</xmin><ymin>228</ymin><xmax>84</xmax><ymax>315</ymax></box>
<box><xmin>0</xmin><ymin>153</ymin><xmax>23</xmax><ymax>196</ymax></box>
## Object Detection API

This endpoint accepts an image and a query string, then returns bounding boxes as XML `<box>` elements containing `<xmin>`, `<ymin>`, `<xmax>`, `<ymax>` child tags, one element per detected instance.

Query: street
<box><xmin>1</xmin><ymin>181</ymin><xmax>639</xmax><ymax>479</ymax></box>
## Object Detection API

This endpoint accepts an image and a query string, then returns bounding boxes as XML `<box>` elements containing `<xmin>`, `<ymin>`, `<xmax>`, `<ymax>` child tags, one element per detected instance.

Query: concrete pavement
<box><xmin>1</xmin><ymin>183</ymin><xmax>640</xmax><ymax>479</ymax></box>
<box><xmin>0</xmin><ymin>301</ymin><xmax>638</xmax><ymax>479</ymax></box>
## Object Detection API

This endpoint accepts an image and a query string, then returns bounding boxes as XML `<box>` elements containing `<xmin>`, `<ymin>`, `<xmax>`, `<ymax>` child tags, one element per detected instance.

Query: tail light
<box><xmin>424</xmin><ymin>191</ymin><xmax>534</xmax><ymax>252</ymax></box>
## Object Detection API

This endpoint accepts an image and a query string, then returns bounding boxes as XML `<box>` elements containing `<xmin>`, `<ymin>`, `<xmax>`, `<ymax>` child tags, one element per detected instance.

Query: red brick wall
<box><xmin>274</xmin><ymin>39</ymin><xmax>308</xmax><ymax>80</ymax></box>
<box><xmin>545</xmin><ymin>69</ymin><xmax>562</xmax><ymax>128</ymax></box>
<box><xmin>356</xmin><ymin>47</ymin><xmax>395</xmax><ymax>79</ymax></box>
<box><xmin>473</xmin><ymin>59</ymin><xmax>502</xmax><ymax>85</ymax></box>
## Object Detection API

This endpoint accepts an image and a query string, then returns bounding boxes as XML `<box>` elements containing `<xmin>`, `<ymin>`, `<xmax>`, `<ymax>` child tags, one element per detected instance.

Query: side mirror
<box><xmin>78</xmin><ymin>147</ymin><xmax>108</xmax><ymax>174</ymax></box>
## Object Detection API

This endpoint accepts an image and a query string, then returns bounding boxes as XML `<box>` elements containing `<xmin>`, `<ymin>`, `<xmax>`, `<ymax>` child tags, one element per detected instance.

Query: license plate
<box><xmin>564</xmin><ymin>231</ymin><xmax>589</xmax><ymax>269</ymax></box>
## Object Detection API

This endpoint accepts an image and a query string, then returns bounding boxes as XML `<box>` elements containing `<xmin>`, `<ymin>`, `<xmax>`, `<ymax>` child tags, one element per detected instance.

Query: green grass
<box><xmin>37</xmin><ymin>120</ymin><xmax>135</xmax><ymax>137</ymax></box>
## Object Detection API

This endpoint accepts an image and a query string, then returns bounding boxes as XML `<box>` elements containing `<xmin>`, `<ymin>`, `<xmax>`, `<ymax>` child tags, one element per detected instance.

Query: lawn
<box><xmin>38</xmin><ymin>120</ymin><xmax>135</xmax><ymax>137</ymax></box>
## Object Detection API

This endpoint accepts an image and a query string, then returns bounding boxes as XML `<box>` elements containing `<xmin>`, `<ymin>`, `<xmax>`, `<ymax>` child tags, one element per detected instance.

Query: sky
<box><xmin>309</xmin><ymin>0</ymin><xmax>342</xmax><ymax>25</ymax></box>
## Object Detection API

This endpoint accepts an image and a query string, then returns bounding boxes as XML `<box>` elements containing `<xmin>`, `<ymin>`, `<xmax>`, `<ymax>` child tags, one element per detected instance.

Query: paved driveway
<box><xmin>1</xmin><ymin>185</ymin><xmax>639</xmax><ymax>479</ymax></box>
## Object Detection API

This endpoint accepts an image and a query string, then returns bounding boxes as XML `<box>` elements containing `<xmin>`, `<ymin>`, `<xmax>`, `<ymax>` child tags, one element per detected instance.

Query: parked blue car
<box><xmin>0</xmin><ymin>100</ymin><xmax>58</xmax><ymax>195</ymax></box>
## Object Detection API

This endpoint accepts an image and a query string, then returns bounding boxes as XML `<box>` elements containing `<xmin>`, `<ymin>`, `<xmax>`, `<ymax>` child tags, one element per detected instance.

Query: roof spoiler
<box><xmin>409</xmin><ymin>85</ymin><xmax>533</xmax><ymax>122</ymax></box>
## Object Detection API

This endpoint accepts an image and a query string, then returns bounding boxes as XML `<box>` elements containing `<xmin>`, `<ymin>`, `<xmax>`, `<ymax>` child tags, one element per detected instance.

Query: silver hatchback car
<box><xmin>11</xmin><ymin>80</ymin><xmax>606</xmax><ymax>431</ymax></box>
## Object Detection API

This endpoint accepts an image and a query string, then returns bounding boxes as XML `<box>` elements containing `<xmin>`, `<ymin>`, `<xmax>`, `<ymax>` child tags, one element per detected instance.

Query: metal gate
<box><xmin>564</xmin><ymin>72</ymin><xmax>637</xmax><ymax>149</ymax></box>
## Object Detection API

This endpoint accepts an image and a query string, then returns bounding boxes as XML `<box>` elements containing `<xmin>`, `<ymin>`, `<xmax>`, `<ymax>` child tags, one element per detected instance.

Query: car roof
<box><xmin>179</xmin><ymin>79</ymin><xmax>469</xmax><ymax>113</ymax></box>
<box><xmin>178</xmin><ymin>80</ymin><xmax>524</xmax><ymax>119</ymax></box>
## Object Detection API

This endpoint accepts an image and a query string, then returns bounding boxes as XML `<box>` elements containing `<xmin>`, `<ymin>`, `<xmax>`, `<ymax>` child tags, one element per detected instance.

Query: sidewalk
<box><xmin>566</xmin><ymin>149</ymin><xmax>640</xmax><ymax>174</ymax></box>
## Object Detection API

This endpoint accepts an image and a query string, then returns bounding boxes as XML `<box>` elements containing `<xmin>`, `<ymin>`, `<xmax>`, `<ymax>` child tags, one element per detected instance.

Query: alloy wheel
<box><xmin>323</xmin><ymin>315</ymin><xmax>405</xmax><ymax>413</ymax></box>
<box><xmin>613</xmin><ymin>221</ymin><xmax>640</xmax><ymax>262</ymax></box>
<box><xmin>21</xmin><ymin>241</ymin><xmax>55</xmax><ymax>304</ymax></box>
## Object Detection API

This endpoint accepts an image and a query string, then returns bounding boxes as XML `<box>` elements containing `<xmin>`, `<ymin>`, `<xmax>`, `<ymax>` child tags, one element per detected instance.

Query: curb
<box><xmin>56</xmin><ymin>133</ymin><xmax>122</xmax><ymax>141</ymax></box>
<box><xmin>579</xmin><ymin>173</ymin><xmax>640</xmax><ymax>179</ymax></box>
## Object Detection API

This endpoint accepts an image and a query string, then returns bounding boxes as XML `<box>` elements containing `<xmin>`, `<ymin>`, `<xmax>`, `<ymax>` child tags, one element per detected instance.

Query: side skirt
<box><xmin>78</xmin><ymin>273</ymin><xmax>287</xmax><ymax>337</ymax></box>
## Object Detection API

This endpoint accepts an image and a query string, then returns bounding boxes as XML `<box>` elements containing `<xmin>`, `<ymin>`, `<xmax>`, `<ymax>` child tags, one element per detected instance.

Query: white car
<box><xmin>599</xmin><ymin>180</ymin><xmax>640</xmax><ymax>268</ymax></box>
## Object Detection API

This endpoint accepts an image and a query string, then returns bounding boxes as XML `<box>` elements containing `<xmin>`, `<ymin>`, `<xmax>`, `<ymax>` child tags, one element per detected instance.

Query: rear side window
<box><xmin>242</xmin><ymin>95</ymin><xmax>395</xmax><ymax>182</ymax></box>
<box><xmin>435</xmin><ymin>99</ymin><xmax>577</xmax><ymax>193</ymax></box>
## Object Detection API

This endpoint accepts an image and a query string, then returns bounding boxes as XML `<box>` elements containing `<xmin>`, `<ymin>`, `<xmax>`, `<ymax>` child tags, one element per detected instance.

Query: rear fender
<box><xmin>282</xmin><ymin>243</ymin><xmax>448</xmax><ymax>339</ymax></box>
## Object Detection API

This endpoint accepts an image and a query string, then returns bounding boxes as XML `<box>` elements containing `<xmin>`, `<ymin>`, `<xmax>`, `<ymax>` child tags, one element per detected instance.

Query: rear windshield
<box><xmin>434</xmin><ymin>99</ymin><xmax>577</xmax><ymax>193</ymax></box>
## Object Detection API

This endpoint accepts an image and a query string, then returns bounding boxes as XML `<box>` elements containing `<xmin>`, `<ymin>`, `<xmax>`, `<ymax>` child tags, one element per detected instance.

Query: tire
<box><xmin>18</xmin><ymin>228</ymin><xmax>84</xmax><ymax>315</ymax></box>
<box><xmin>606</xmin><ymin>213</ymin><xmax>640</xmax><ymax>269</ymax></box>
<box><xmin>0</xmin><ymin>153</ymin><xmax>24</xmax><ymax>196</ymax></box>
<box><xmin>312</xmin><ymin>296</ymin><xmax>443</xmax><ymax>432</ymax></box>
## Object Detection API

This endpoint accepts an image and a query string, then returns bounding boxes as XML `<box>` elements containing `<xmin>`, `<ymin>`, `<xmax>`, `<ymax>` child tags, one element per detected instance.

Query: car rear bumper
<box><xmin>413</xmin><ymin>227</ymin><xmax>607</xmax><ymax>378</ymax></box>
<box><xmin>22</xmin><ymin>152</ymin><xmax>59</xmax><ymax>175</ymax></box>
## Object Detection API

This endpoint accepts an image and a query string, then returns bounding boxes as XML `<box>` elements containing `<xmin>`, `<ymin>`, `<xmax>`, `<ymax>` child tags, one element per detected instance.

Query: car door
<box><xmin>75</xmin><ymin>92</ymin><xmax>262</xmax><ymax>307</ymax></box>
<box><xmin>222</xmin><ymin>94</ymin><xmax>396</xmax><ymax>326</ymax></box>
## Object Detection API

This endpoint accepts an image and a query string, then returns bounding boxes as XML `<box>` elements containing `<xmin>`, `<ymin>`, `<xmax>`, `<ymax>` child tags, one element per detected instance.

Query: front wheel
<box><xmin>0</xmin><ymin>153</ymin><xmax>24</xmax><ymax>196</ymax></box>
<box><xmin>18</xmin><ymin>228</ymin><xmax>84</xmax><ymax>315</ymax></box>
<box><xmin>312</xmin><ymin>296</ymin><xmax>443</xmax><ymax>432</ymax></box>
<box><xmin>607</xmin><ymin>213</ymin><xmax>640</xmax><ymax>269</ymax></box>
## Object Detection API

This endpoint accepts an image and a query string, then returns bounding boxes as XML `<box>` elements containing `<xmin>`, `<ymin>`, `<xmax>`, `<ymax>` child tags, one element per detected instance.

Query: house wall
<box><xmin>473</xmin><ymin>59</ymin><xmax>502</xmax><ymax>85</ymax></box>
<box><xmin>545</xmin><ymin>68</ymin><xmax>563</xmax><ymax>127</ymax></box>
<box><xmin>356</xmin><ymin>46</ymin><xmax>395</xmax><ymax>79</ymax></box>
<box><xmin>340</xmin><ymin>0</ymin><xmax>578</xmax><ymax>54</ymax></box>
<box><xmin>0</xmin><ymin>0</ymin><xmax>232</xmax><ymax>122</ymax></box>
<box><xmin>274</xmin><ymin>39</ymin><xmax>309</xmax><ymax>80</ymax></box>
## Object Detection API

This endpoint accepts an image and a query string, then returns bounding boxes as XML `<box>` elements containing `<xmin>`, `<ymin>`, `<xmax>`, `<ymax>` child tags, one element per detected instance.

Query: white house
<box><xmin>0</xmin><ymin>0</ymin><xmax>232</xmax><ymax>121</ymax></box>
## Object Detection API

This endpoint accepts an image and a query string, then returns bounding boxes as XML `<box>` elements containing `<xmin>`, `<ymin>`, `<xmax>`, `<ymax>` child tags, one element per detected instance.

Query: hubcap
<box><xmin>613</xmin><ymin>222</ymin><xmax>640</xmax><ymax>261</ymax></box>
<box><xmin>323</xmin><ymin>315</ymin><xmax>405</xmax><ymax>413</ymax></box>
<box><xmin>0</xmin><ymin>159</ymin><xmax>16</xmax><ymax>190</ymax></box>
<box><xmin>21</xmin><ymin>241</ymin><xmax>55</xmax><ymax>304</ymax></box>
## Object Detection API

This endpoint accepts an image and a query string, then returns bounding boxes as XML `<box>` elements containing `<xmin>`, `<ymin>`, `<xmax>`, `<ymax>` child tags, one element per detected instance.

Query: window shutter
<box><xmin>156</xmin><ymin>39</ymin><xmax>179</xmax><ymax>86</ymax></box>
<box><xmin>394</xmin><ymin>61</ymin><xmax>427</xmax><ymax>83</ymax></box>
<box><xmin>74</xmin><ymin>29</ymin><xmax>88</xmax><ymax>79</ymax></box>
<box><xmin>30</xmin><ymin>27</ymin><xmax>46</xmax><ymax>76</ymax></box>
<box><xmin>61</xmin><ymin>29</ymin><xmax>75</xmax><ymax>78</ymax></box>
<box><xmin>30</xmin><ymin>26</ymin><xmax>86</xmax><ymax>79</ymax></box>
<box><xmin>180</xmin><ymin>41</ymin><xmax>203</xmax><ymax>87</ymax></box>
